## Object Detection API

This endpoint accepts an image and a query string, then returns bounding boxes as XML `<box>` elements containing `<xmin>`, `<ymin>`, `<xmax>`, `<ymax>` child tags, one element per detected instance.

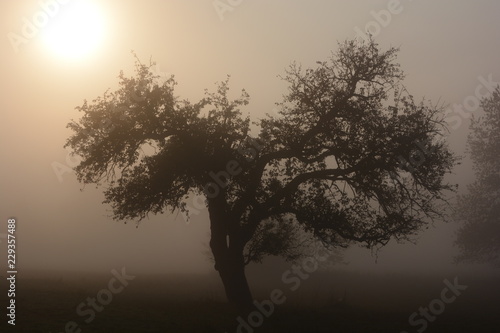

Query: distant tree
<box><xmin>455</xmin><ymin>87</ymin><xmax>500</xmax><ymax>266</ymax></box>
<box><xmin>65</xmin><ymin>39</ymin><xmax>456</xmax><ymax>309</ymax></box>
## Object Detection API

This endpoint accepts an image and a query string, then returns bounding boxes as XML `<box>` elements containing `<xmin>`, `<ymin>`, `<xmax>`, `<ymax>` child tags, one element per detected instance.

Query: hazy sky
<box><xmin>1</xmin><ymin>0</ymin><xmax>499</xmax><ymax>276</ymax></box>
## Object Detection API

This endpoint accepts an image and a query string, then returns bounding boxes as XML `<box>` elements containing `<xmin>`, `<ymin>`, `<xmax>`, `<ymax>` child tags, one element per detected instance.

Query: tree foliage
<box><xmin>65</xmin><ymin>39</ymin><xmax>456</xmax><ymax>269</ymax></box>
<box><xmin>455</xmin><ymin>87</ymin><xmax>500</xmax><ymax>266</ymax></box>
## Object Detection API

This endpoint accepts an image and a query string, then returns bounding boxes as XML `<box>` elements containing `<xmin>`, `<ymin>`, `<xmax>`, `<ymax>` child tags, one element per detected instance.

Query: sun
<box><xmin>41</xmin><ymin>1</ymin><xmax>106</xmax><ymax>61</ymax></box>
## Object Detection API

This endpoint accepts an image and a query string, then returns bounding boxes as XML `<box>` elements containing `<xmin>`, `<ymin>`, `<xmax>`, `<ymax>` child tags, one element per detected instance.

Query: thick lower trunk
<box><xmin>217</xmin><ymin>254</ymin><xmax>253</xmax><ymax>309</ymax></box>
<box><xmin>210</xmin><ymin>232</ymin><xmax>253</xmax><ymax>309</ymax></box>
<box><xmin>208</xmin><ymin>196</ymin><xmax>253</xmax><ymax>310</ymax></box>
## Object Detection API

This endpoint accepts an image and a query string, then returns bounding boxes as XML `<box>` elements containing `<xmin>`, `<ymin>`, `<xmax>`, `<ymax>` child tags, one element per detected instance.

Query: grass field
<box><xmin>1</xmin><ymin>269</ymin><xmax>499</xmax><ymax>333</ymax></box>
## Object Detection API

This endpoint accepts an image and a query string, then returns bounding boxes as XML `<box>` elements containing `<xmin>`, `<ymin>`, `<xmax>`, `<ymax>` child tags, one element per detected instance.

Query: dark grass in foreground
<box><xmin>1</xmin><ymin>270</ymin><xmax>499</xmax><ymax>333</ymax></box>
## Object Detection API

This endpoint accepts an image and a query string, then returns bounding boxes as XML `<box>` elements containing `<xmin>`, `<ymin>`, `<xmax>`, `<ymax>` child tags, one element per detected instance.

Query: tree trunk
<box><xmin>216</xmin><ymin>251</ymin><xmax>253</xmax><ymax>309</ymax></box>
<box><xmin>208</xmin><ymin>196</ymin><xmax>253</xmax><ymax>310</ymax></box>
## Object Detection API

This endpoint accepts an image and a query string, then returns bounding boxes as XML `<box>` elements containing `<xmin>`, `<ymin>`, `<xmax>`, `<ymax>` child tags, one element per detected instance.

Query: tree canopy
<box><xmin>455</xmin><ymin>87</ymin><xmax>500</xmax><ymax>266</ymax></box>
<box><xmin>65</xmin><ymin>38</ymin><xmax>457</xmax><ymax>307</ymax></box>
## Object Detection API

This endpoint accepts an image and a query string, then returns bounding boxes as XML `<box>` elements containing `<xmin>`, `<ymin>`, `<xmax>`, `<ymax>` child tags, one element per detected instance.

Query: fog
<box><xmin>1</xmin><ymin>1</ymin><xmax>499</xmax><ymax>331</ymax></box>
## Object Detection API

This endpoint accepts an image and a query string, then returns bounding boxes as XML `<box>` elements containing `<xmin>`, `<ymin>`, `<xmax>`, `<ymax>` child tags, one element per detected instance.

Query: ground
<box><xmin>1</xmin><ymin>269</ymin><xmax>498</xmax><ymax>333</ymax></box>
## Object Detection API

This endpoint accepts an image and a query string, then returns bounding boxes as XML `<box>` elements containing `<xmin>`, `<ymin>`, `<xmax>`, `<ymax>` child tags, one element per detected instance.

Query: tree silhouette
<box><xmin>455</xmin><ymin>87</ymin><xmax>500</xmax><ymax>266</ymax></box>
<box><xmin>65</xmin><ymin>39</ymin><xmax>456</xmax><ymax>309</ymax></box>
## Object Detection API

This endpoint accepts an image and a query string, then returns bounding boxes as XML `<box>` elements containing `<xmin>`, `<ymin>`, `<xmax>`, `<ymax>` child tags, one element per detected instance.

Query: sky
<box><xmin>1</xmin><ymin>0</ymin><xmax>499</xmax><ymax>277</ymax></box>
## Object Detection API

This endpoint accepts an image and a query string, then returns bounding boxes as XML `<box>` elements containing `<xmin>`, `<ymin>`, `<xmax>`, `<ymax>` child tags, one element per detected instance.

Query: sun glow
<box><xmin>41</xmin><ymin>1</ymin><xmax>106</xmax><ymax>61</ymax></box>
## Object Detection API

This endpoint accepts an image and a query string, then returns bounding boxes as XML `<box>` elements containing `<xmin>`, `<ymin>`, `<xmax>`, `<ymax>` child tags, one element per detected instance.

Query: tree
<box><xmin>455</xmin><ymin>87</ymin><xmax>500</xmax><ymax>266</ymax></box>
<box><xmin>65</xmin><ymin>39</ymin><xmax>456</xmax><ymax>309</ymax></box>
